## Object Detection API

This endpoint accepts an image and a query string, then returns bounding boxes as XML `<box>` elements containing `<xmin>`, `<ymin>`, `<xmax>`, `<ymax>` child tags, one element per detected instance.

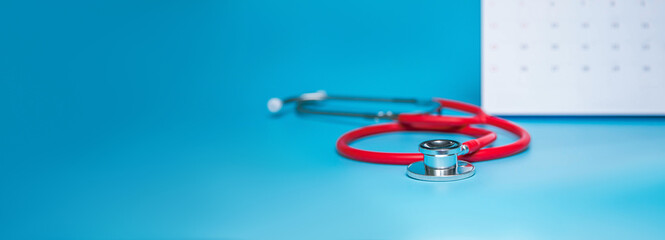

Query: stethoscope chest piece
<box><xmin>406</xmin><ymin>139</ymin><xmax>475</xmax><ymax>182</ymax></box>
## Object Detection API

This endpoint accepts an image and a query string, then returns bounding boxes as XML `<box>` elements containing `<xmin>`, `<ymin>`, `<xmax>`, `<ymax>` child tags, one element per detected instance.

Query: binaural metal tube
<box><xmin>267</xmin><ymin>90</ymin><xmax>436</xmax><ymax>120</ymax></box>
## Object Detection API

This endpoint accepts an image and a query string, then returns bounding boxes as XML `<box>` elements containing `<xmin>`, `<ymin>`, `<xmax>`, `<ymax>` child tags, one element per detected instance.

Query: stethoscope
<box><xmin>268</xmin><ymin>90</ymin><xmax>531</xmax><ymax>182</ymax></box>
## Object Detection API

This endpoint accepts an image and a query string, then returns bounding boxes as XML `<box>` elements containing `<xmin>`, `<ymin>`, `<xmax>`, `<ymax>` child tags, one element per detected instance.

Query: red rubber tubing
<box><xmin>336</xmin><ymin>98</ymin><xmax>531</xmax><ymax>164</ymax></box>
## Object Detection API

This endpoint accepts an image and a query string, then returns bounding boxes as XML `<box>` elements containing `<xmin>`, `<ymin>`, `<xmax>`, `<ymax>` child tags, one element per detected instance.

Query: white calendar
<box><xmin>482</xmin><ymin>0</ymin><xmax>665</xmax><ymax>115</ymax></box>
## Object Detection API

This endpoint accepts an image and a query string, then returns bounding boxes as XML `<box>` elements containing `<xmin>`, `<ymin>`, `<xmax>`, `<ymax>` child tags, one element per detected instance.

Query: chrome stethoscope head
<box><xmin>406</xmin><ymin>139</ymin><xmax>475</xmax><ymax>182</ymax></box>
<box><xmin>268</xmin><ymin>90</ymin><xmax>438</xmax><ymax>120</ymax></box>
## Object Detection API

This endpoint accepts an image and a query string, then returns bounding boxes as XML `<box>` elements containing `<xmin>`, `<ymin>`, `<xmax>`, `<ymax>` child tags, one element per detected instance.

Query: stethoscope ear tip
<box><xmin>267</xmin><ymin>98</ymin><xmax>283</xmax><ymax>113</ymax></box>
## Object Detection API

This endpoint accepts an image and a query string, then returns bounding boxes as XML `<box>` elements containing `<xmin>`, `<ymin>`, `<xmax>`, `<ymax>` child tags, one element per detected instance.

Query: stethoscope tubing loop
<box><xmin>336</xmin><ymin>98</ymin><xmax>531</xmax><ymax>164</ymax></box>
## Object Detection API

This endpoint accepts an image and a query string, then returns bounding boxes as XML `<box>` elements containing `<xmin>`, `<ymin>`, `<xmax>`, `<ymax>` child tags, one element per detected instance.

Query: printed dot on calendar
<box><xmin>482</xmin><ymin>0</ymin><xmax>665</xmax><ymax>115</ymax></box>
<box><xmin>611</xmin><ymin>43</ymin><xmax>620</xmax><ymax>50</ymax></box>
<box><xmin>642</xmin><ymin>22</ymin><xmax>650</xmax><ymax>29</ymax></box>
<box><xmin>612</xmin><ymin>22</ymin><xmax>620</xmax><ymax>29</ymax></box>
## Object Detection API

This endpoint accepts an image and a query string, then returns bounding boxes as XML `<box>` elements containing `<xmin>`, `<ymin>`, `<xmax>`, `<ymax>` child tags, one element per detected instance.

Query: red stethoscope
<box><xmin>268</xmin><ymin>90</ymin><xmax>531</xmax><ymax>181</ymax></box>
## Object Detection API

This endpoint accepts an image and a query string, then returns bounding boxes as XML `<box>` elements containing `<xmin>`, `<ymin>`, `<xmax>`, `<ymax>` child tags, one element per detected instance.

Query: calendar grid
<box><xmin>482</xmin><ymin>0</ymin><xmax>664</xmax><ymax>115</ymax></box>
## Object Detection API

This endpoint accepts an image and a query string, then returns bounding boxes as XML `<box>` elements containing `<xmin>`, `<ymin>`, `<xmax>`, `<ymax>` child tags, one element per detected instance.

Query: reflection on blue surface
<box><xmin>1</xmin><ymin>1</ymin><xmax>664</xmax><ymax>239</ymax></box>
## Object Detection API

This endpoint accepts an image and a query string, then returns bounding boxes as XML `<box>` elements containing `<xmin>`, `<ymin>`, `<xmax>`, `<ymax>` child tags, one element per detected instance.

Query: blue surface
<box><xmin>2</xmin><ymin>1</ymin><xmax>665</xmax><ymax>239</ymax></box>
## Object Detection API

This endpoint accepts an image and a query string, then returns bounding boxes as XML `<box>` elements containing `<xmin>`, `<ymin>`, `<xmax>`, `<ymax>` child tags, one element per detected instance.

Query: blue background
<box><xmin>2</xmin><ymin>1</ymin><xmax>665</xmax><ymax>239</ymax></box>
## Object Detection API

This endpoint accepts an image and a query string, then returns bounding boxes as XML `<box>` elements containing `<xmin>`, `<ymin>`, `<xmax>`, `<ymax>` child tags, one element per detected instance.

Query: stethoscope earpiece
<box><xmin>406</xmin><ymin>139</ymin><xmax>475</xmax><ymax>182</ymax></box>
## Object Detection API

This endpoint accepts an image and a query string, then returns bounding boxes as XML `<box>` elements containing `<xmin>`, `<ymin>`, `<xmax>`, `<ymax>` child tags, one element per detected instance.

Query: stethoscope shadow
<box><xmin>302</xmin><ymin>115</ymin><xmax>382</xmax><ymax>126</ymax></box>
<box><xmin>268</xmin><ymin>109</ymin><xmax>293</xmax><ymax>119</ymax></box>
<box><xmin>269</xmin><ymin>109</ymin><xmax>377</xmax><ymax>127</ymax></box>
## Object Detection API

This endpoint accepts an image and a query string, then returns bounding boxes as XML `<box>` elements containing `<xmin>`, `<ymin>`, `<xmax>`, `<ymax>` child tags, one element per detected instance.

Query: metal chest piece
<box><xmin>406</xmin><ymin>139</ymin><xmax>475</xmax><ymax>182</ymax></box>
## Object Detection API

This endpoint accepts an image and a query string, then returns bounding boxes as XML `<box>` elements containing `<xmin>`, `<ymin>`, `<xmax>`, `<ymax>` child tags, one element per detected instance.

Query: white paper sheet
<box><xmin>482</xmin><ymin>0</ymin><xmax>664</xmax><ymax>115</ymax></box>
